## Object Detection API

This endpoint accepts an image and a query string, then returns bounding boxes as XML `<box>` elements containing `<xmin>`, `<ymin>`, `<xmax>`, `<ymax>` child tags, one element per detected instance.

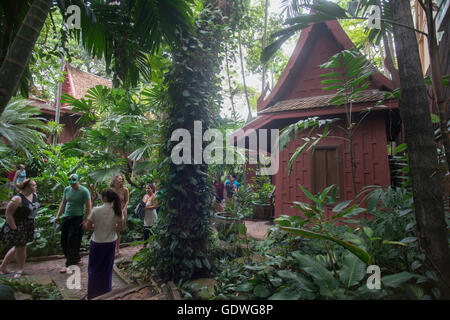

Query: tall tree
<box><xmin>261</xmin><ymin>0</ymin><xmax>269</xmax><ymax>92</ymax></box>
<box><xmin>420</xmin><ymin>0</ymin><xmax>450</xmax><ymax>173</ymax></box>
<box><xmin>238</xmin><ymin>26</ymin><xmax>253</xmax><ymax>123</ymax></box>
<box><xmin>0</xmin><ymin>0</ymin><xmax>51</xmax><ymax>114</ymax></box>
<box><xmin>154</xmin><ymin>0</ymin><xmax>235</xmax><ymax>281</ymax></box>
<box><xmin>391</xmin><ymin>0</ymin><xmax>450</xmax><ymax>297</ymax></box>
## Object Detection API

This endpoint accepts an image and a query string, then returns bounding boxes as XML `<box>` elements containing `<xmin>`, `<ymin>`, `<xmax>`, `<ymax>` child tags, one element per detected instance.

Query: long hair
<box><xmin>101</xmin><ymin>188</ymin><xmax>122</xmax><ymax>217</ymax></box>
<box><xmin>146</xmin><ymin>183</ymin><xmax>155</xmax><ymax>193</ymax></box>
<box><xmin>110</xmin><ymin>174</ymin><xmax>123</xmax><ymax>188</ymax></box>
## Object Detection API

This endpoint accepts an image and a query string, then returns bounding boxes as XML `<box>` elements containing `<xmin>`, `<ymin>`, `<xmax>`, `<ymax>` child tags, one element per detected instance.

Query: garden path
<box><xmin>0</xmin><ymin>220</ymin><xmax>271</xmax><ymax>299</ymax></box>
<box><xmin>1</xmin><ymin>245</ymin><xmax>141</xmax><ymax>299</ymax></box>
<box><xmin>244</xmin><ymin>220</ymin><xmax>272</xmax><ymax>240</ymax></box>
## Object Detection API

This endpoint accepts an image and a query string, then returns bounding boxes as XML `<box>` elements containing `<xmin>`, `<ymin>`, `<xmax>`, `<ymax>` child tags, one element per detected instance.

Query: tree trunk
<box><xmin>225</xmin><ymin>43</ymin><xmax>237</xmax><ymax>121</ymax></box>
<box><xmin>261</xmin><ymin>0</ymin><xmax>269</xmax><ymax>93</ymax></box>
<box><xmin>391</xmin><ymin>0</ymin><xmax>450</xmax><ymax>298</ymax></box>
<box><xmin>156</xmin><ymin>0</ymin><xmax>234</xmax><ymax>281</ymax></box>
<box><xmin>238</xmin><ymin>28</ymin><xmax>252</xmax><ymax>123</ymax></box>
<box><xmin>0</xmin><ymin>0</ymin><xmax>51</xmax><ymax>115</ymax></box>
<box><xmin>424</xmin><ymin>0</ymin><xmax>450</xmax><ymax>173</ymax></box>
<box><xmin>381</xmin><ymin>25</ymin><xmax>399</xmax><ymax>89</ymax></box>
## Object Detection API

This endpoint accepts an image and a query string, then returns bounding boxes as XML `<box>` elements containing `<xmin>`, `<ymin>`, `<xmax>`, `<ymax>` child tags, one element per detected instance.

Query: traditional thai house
<box><xmin>235</xmin><ymin>20</ymin><xmax>401</xmax><ymax>218</ymax></box>
<box><xmin>28</xmin><ymin>62</ymin><xmax>112</xmax><ymax>143</ymax></box>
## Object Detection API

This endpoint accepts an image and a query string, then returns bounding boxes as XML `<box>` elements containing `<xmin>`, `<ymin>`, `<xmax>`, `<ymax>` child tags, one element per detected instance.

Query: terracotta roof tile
<box><xmin>259</xmin><ymin>90</ymin><xmax>391</xmax><ymax>114</ymax></box>
<box><xmin>69</xmin><ymin>67</ymin><xmax>112</xmax><ymax>99</ymax></box>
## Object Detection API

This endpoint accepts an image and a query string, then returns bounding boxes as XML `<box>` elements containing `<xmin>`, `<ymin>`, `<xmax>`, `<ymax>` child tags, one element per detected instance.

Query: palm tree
<box><xmin>0</xmin><ymin>0</ymin><xmax>51</xmax><ymax>115</ymax></box>
<box><xmin>0</xmin><ymin>0</ymin><xmax>194</xmax><ymax>115</ymax></box>
<box><xmin>0</xmin><ymin>98</ymin><xmax>47</xmax><ymax>160</ymax></box>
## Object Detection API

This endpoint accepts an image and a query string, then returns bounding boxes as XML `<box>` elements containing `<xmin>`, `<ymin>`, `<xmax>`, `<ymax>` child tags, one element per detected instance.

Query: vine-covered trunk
<box><xmin>155</xmin><ymin>0</ymin><xmax>232</xmax><ymax>281</ymax></box>
<box><xmin>0</xmin><ymin>0</ymin><xmax>51</xmax><ymax>115</ymax></box>
<box><xmin>391</xmin><ymin>0</ymin><xmax>450</xmax><ymax>298</ymax></box>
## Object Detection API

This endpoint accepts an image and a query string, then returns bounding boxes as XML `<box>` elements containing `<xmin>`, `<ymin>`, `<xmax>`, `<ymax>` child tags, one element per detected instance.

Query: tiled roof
<box><xmin>69</xmin><ymin>67</ymin><xmax>112</xmax><ymax>99</ymax></box>
<box><xmin>259</xmin><ymin>90</ymin><xmax>391</xmax><ymax>114</ymax></box>
<box><xmin>28</xmin><ymin>97</ymin><xmax>77</xmax><ymax>115</ymax></box>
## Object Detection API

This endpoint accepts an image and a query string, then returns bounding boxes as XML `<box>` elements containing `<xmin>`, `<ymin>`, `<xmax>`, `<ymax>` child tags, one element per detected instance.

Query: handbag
<box><xmin>134</xmin><ymin>201</ymin><xmax>145</xmax><ymax>219</ymax></box>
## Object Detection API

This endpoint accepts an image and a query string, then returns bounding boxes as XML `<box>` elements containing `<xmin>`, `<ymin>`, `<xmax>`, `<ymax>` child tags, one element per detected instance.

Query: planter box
<box><xmin>252</xmin><ymin>203</ymin><xmax>271</xmax><ymax>219</ymax></box>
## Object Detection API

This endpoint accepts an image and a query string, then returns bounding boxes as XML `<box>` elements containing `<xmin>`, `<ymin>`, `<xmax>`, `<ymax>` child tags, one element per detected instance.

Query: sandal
<box><xmin>0</xmin><ymin>269</ymin><xmax>13</xmax><ymax>275</ymax></box>
<box><xmin>13</xmin><ymin>271</ymin><xmax>23</xmax><ymax>279</ymax></box>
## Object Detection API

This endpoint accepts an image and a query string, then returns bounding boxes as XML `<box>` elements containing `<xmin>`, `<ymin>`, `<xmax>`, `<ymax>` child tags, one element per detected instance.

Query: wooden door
<box><xmin>311</xmin><ymin>147</ymin><xmax>342</xmax><ymax>198</ymax></box>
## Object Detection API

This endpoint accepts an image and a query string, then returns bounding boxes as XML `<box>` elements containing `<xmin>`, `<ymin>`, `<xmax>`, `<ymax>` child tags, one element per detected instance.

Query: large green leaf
<box><xmin>339</xmin><ymin>253</ymin><xmax>367</xmax><ymax>288</ymax></box>
<box><xmin>280</xmin><ymin>226</ymin><xmax>371</xmax><ymax>264</ymax></box>
<box><xmin>276</xmin><ymin>269</ymin><xmax>315</xmax><ymax>292</ymax></box>
<box><xmin>382</xmin><ymin>271</ymin><xmax>423</xmax><ymax>288</ymax></box>
<box><xmin>291</xmin><ymin>251</ymin><xmax>339</xmax><ymax>290</ymax></box>
<box><xmin>268</xmin><ymin>286</ymin><xmax>303</xmax><ymax>300</ymax></box>
<box><xmin>0</xmin><ymin>98</ymin><xmax>47</xmax><ymax>158</ymax></box>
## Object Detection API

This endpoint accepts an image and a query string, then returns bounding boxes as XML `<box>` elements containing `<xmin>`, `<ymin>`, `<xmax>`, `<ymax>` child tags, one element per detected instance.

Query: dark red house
<box><xmin>28</xmin><ymin>62</ymin><xmax>112</xmax><ymax>143</ymax></box>
<box><xmin>235</xmin><ymin>21</ymin><xmax>401</xmax><ymax>218</ymax></box>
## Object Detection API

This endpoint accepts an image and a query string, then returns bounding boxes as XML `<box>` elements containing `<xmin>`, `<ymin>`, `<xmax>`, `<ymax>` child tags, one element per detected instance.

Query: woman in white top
<box><xmin>142</xmin><ymin>183</ymin><xmax>158</xmax><ymax>244</ymax></box>
<box><xmin>85</xmin><ymin>188</ymin><xmax>123</xmax><ymax>300</ymax></box>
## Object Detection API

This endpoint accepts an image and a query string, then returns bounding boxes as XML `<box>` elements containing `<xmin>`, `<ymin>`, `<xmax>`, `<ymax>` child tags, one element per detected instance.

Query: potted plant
<box><xmin>252</xmin><ymin>181</ymin><xmax>274</xmax><ymax>219</ymax></box>
<box><xmin>213</xmin><ymin>199</ymin><xmax>244</xmax><ymax>233</ymax></box>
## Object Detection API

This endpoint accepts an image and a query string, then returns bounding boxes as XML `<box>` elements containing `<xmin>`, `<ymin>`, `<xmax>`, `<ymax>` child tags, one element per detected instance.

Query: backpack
<box><xmin>134</xmin><ymin>201</ymin><xmax>145</xmax><ymax>219</ymax></box>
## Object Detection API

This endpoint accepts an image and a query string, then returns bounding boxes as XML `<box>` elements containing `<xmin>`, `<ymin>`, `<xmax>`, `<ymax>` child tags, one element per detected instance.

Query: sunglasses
<box><xmin>69</xmin><ymin>178</ymin><xmax>78</xmax><ymax>183</ymax></box>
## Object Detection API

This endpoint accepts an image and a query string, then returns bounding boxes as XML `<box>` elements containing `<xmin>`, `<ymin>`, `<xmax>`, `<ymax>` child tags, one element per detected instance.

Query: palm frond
<box><xmin>0</xmin><ymin>98</ymin><xmax>47</xmax><ymax>158</ymax></box>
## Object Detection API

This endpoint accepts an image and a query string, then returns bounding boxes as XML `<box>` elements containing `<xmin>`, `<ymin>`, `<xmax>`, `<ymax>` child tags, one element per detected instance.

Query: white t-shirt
<box><xmin>88</xmin><ymin>203</ymin><xmax>123</xmax><ymax>243</ymax></box>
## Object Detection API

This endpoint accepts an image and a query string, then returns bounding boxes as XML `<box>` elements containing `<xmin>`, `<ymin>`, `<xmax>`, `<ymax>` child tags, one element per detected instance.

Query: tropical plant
<box><xmin>252</xmin><ymin>181</ymin><xmax>273</xmax><ymax>205</ymax></box>
<box><xmin>0</xmin><ymin>98</ymin><xmax>47</xmax><ymax>160</ymax></box>
<box><xmin>275</xmin><ymin>184</ymin><xmax>370</xmax><ymax>266</ymax></box>
<box><xmin>0</xmin><ymin>0</ymin><xmax>195</xmax><ymax>114</ymax></box>
<box><xmin>60</xmin><ymin>86</ymin><xmax>161</xmax><ymax>187</ymax></box>
<box><xmin>0</xmin><ymin>278</ymin><xmax>63</xmax><ymax>300</ymax></box>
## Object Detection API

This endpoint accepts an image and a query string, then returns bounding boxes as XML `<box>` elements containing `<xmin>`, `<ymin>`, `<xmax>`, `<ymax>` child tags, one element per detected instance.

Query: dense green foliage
<box><xmin>179</xmin><ymin>186</ymin><xmax>445</xmax><ymax>300</ymax></box>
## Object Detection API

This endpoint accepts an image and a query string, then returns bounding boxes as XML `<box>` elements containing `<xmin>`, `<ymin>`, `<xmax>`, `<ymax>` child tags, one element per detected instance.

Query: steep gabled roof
<box><xmin>66</xmin><ymin>64</ymin><xmax>112</xmax><ymax>100</ymax></box>
<box><xmin>234</xmin><ymin>20</ymin><xmax>399</xmax><ymax>147</ymax></box>
<box><xmin>29</xmin><ymin>63</ymin><xmax>112</xmax><ymax>116</ymax></box>
<box><xmin>257</xmin><ymin>20</ymin><xmax>394</xmax><ymax>112</ymax></box>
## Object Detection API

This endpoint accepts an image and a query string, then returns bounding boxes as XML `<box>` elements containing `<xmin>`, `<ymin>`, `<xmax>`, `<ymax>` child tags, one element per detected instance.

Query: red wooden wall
<box><xmin>273</xmin><ymin>113</ymin><xmax>391</xmax><ymax>217</ymax></box>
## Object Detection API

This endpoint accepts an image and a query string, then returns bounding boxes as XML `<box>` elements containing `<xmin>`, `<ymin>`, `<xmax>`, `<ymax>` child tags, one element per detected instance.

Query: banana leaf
<box><xmin>280</xmin><ymin>226</ymin><xmax>371</xmax><ymax>264</ymax></box>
